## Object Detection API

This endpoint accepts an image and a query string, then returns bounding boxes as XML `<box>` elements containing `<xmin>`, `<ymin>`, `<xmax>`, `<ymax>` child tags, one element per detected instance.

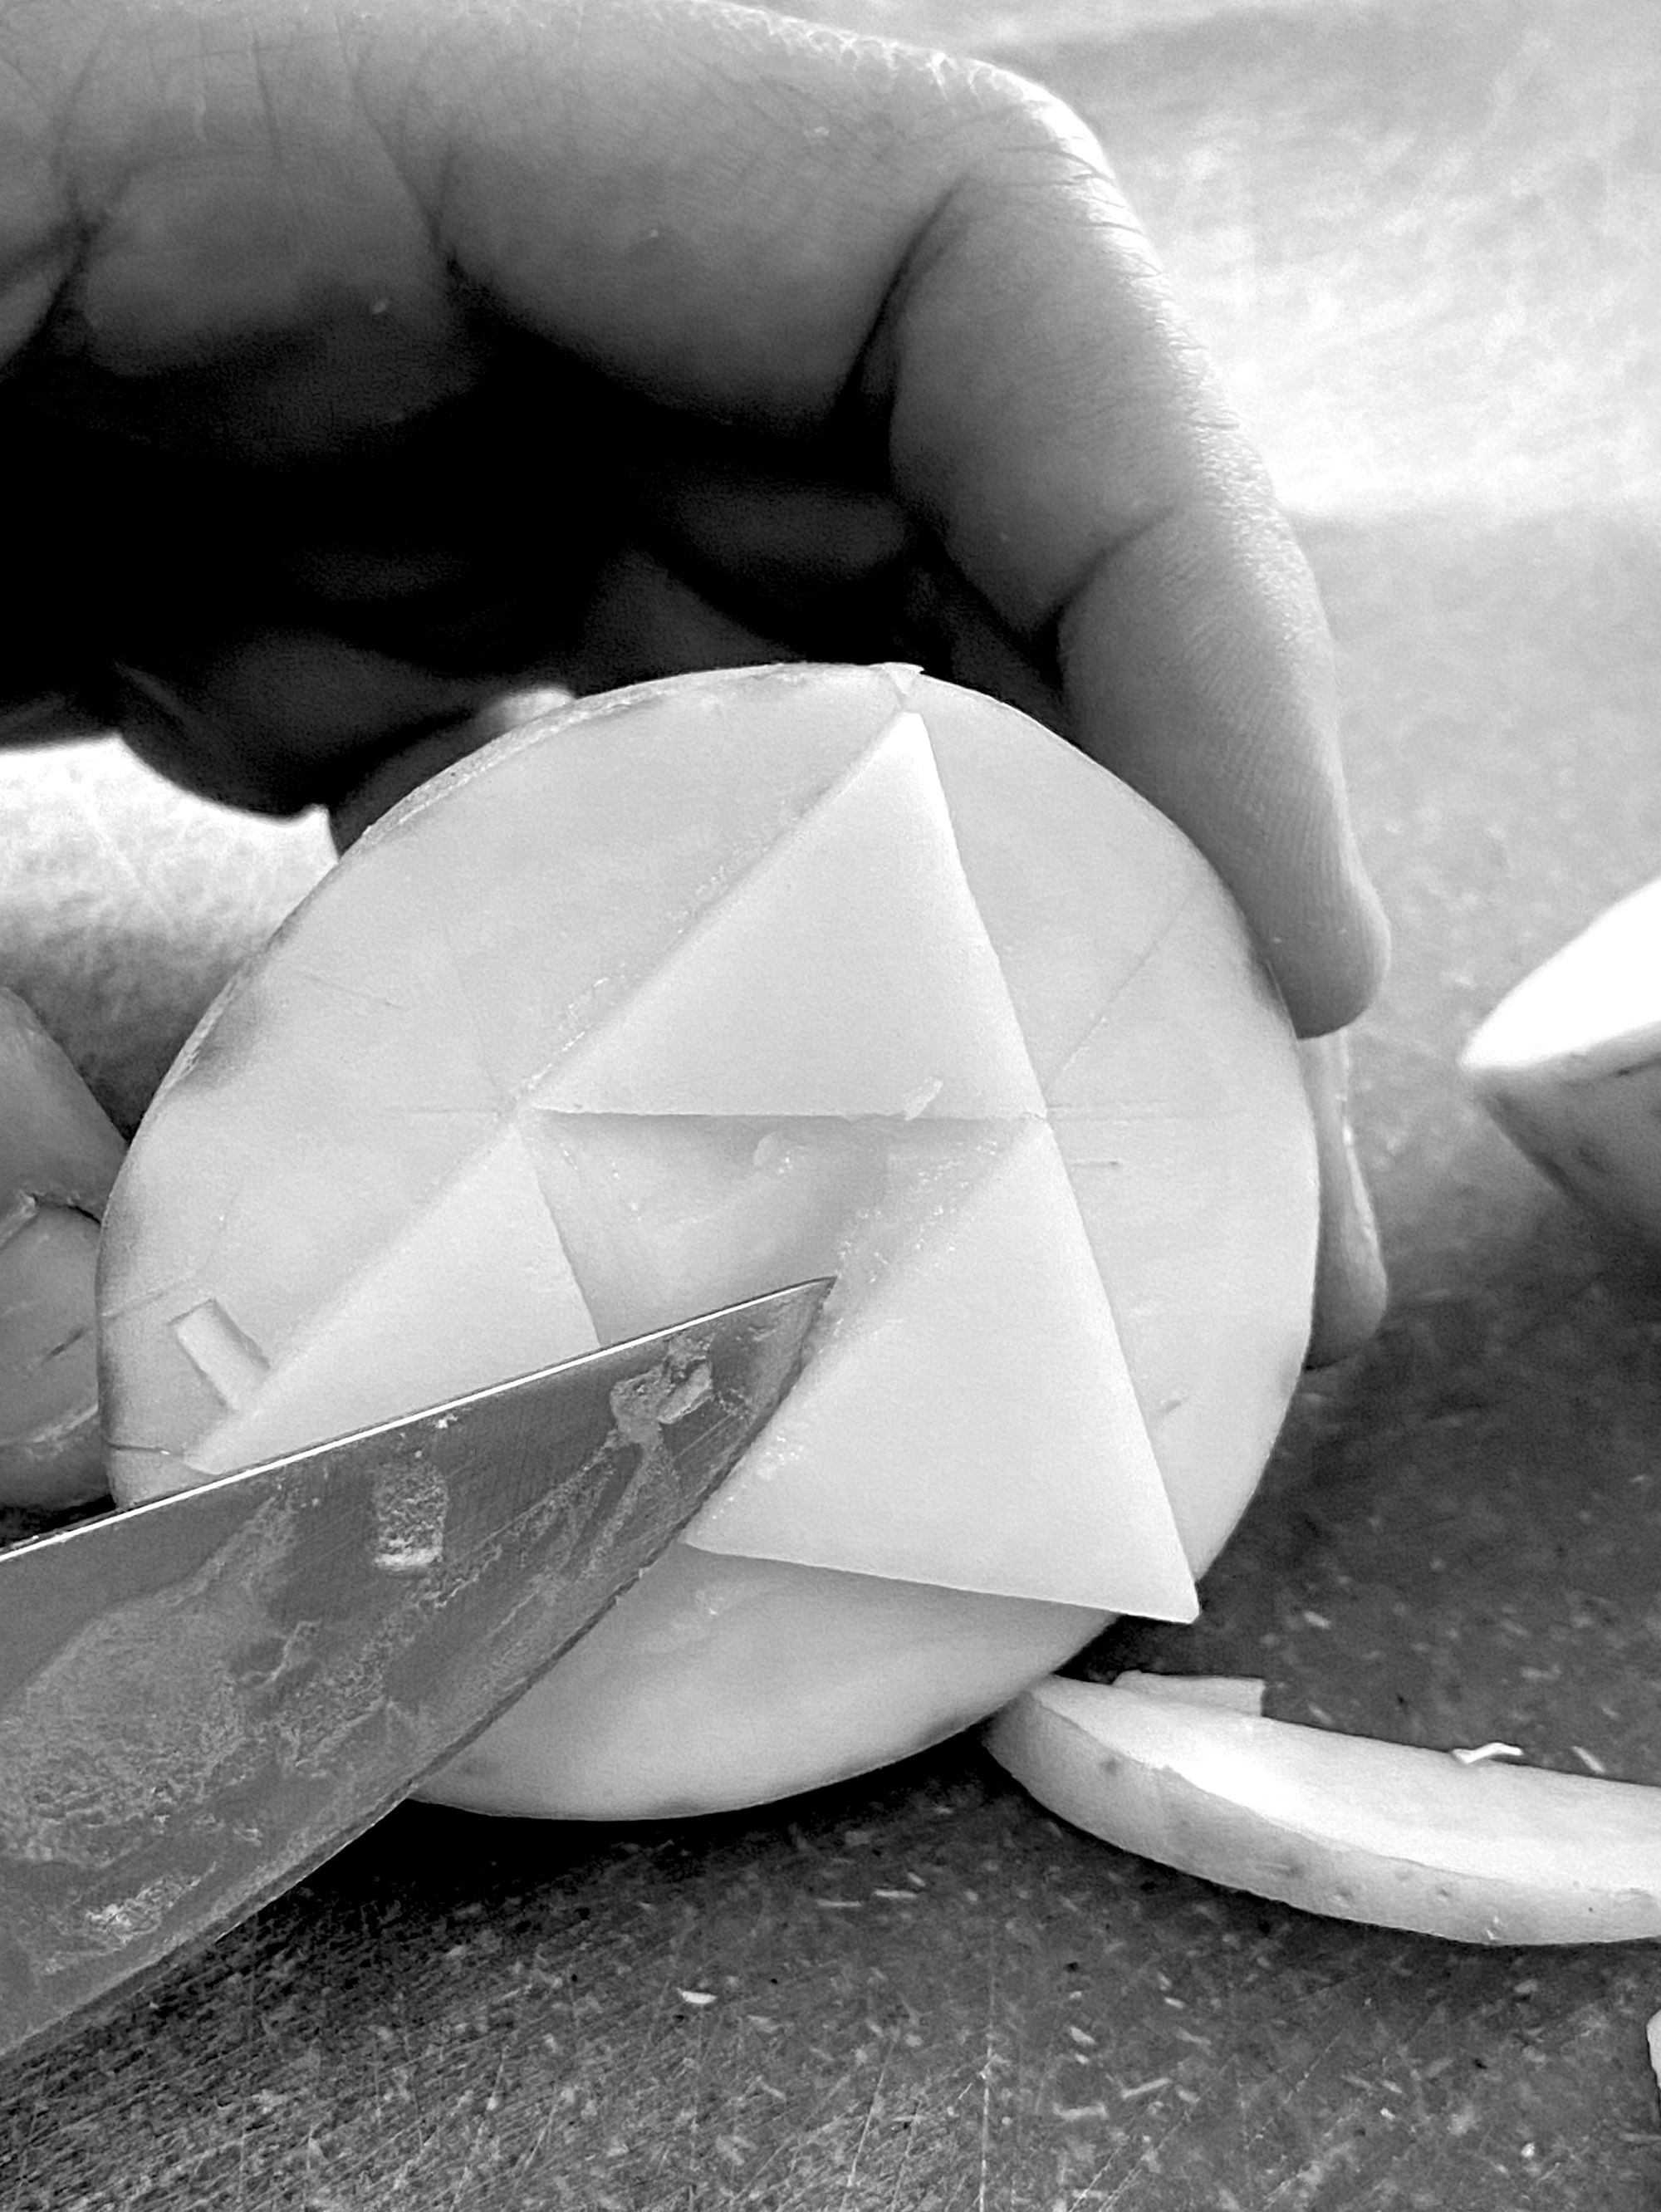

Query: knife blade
<box><xmin>0</xmin><ymin>1276</ymin><xmax>829</xmax><ymax>2063</ymax></box>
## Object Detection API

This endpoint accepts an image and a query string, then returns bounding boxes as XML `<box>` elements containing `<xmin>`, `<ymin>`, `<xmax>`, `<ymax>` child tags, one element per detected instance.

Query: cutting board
<box><xmin>2</xmin><ymin>0</ymin><xmax>1658</xmax><ymax>2205</ymax></box>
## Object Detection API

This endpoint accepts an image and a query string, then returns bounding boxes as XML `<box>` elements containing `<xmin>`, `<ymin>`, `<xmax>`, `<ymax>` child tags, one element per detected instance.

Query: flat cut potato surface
<box><xmin>98</xmin><ymin>665</ymin><xmax>1317</xmax><ymax>1814</ymax></box>
<box><xmin>1463</xmin><ymin>871</ymin><xmax>1661</xmax><ymax>1247</ymax></box>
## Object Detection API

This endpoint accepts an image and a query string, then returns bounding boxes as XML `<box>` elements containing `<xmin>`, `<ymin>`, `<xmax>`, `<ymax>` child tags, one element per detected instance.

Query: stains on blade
<box><xmin>0</xmin><ymin>1279</ymin><xmax>827</xmax><ymax>2060</ymax></box>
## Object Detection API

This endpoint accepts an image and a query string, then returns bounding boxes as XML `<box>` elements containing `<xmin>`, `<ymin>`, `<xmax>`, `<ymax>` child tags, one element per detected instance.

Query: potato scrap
<box><xmin>987</xmin><ymin>1675</ymin><xmax>1661</xmax><ymax>1945</ymax></box>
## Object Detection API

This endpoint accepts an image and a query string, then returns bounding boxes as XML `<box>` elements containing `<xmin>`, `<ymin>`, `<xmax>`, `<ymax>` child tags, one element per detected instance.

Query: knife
<box><xmin>0</xmin><ymin>1276</ymin><xmax>829</xmax><ymax>2064</ymax></box>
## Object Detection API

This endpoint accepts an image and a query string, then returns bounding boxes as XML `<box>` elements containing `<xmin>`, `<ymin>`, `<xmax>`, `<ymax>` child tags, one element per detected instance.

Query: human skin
<box><xmin>0</xmin><ymin>0</ymin><xmax>1389</xmax><ymax>1351</ymax></box>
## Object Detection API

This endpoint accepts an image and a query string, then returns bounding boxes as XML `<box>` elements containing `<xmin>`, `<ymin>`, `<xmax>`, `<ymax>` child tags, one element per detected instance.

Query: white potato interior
<box><xmin>1463</xmin><ymin>872</ymin><xmax>1661</xmax><ymax>1246</ymax></box>
<box><xmin>1464</xmin><ymin>872</ymin><xmax>1661</xmax><ymax>1072</ymax></box>
<box><xmin>98</xmin><ymin>665</ymin><xmax>1316</xmax><ymax>1815</ymax></box>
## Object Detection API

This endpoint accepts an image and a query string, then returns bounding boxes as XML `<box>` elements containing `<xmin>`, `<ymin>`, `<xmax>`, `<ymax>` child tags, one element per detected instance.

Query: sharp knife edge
<box><xmin>0</xmin><ymin>1276</ymin><xmax>830</xmax><ymax>2062</ymax></box>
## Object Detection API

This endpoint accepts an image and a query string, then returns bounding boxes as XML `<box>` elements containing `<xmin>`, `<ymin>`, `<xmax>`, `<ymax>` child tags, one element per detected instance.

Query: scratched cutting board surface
<box><xmin>2</xmin><ymin>0</ymin><xmax>1659</xmax><ymax>2205</ymax></box>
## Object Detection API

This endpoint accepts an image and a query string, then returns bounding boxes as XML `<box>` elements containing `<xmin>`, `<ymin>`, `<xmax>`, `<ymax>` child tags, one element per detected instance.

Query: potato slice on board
<box><xmin>987</xmin><ymin>1675</ymin><xmax>1661</xmax><ymax>1945</ymax></box>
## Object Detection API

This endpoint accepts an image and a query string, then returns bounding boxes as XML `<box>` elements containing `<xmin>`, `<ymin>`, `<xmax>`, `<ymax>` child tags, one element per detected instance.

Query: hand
<box><xmin>0</xmin><ymin>0</ymin><xmax>1388</xmax><ymax>1354</ymax></box>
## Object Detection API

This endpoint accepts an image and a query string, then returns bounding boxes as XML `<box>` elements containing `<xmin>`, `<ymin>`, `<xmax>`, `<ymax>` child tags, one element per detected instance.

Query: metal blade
<box><xmin>0</xmin><ymin>1278</ymin><xmax>829</xmax><ymax>2063</ymax></box>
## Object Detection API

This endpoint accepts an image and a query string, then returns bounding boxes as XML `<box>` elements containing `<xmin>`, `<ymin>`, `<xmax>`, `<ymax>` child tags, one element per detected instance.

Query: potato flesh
<box><xmin>532</xmin><ymin>713</ymin><xmax>1046</xmax><ymax>1118</ymax></box>
<box><xmin>1474</xmin><ymin>1052</ymin><xmax>1661</xmax><ymax>1246</ymax></box>
<box><xmin>1463</xmin><ymin>873</ymin><xmax>1661</xmax><ymax>1246</ymax></box>
<box><xmin>987</xmin><ymin>1678</ymin><xmax>1661</xmax><ymax>1945</ymax></box>
<box><xmin>433</xmin><ymin>1547</ymin><xmax>1110</xmax><ymax>1821</ymax></box>
<box><xmin>98</xmin><ymin>665</ymin><xmax>1316</xmax><ymax>1815</ymax></box>
<box><xmin>1465</xmin><ymin>874</ymin><xmax>1661</xmax><ymax>1068</ymax></box>
<box><xmin>686</xmin><ymin>1120</ymin><xmax>1193</xmax><ymax>1616</ymax></box>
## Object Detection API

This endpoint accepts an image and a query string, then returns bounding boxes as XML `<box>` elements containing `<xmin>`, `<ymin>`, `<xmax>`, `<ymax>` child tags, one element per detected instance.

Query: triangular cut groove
<box><xmin>687</xmin><ymin>1119</ymin><xmax>1198</xmax><ymax>1621</ymax></box>
<box><xmin>189</xmin><ymin>1129</ymin><xmax>597</xmax><ymax>1476</ymax></box>
<box><xmin>519</xmin><ymin>1111</ymin><xmax>1017</xmax><ymax>1343</ymax></box>
<box><xmin>533</xmin><ymin>714</ymin><xmax>1045</xmax><ymax>1118</ymax></box>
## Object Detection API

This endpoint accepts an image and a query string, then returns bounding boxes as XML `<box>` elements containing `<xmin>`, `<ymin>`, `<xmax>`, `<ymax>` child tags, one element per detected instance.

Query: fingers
<box><xmin>859</xmin><ymin>89</ymin><xmax>1389</xmax><ymax>1034</ymax></box>
<box><xmin>1299</xmin><ymin>1032</ymin><xmax>1389</xmax><ymax>1366</ymax></box>
<box><xmin>397</xmin><ymin>2</ymin><xmax>1385</xmax><ymax>1030</ymax></box>
<box><xmin>9</xmin><ymin>0</ymin><xmax>1389</xmax><ymax>1047</ymax></box>
<box><xmin>1056</xmin><ymin>498</ymin><xmax>1389</xmax><ymax>1039</ymax></box>
<box><xmin>105</xmin><ymin>644</ymin><xmax>495</xmax><ymax>815</ymax></box>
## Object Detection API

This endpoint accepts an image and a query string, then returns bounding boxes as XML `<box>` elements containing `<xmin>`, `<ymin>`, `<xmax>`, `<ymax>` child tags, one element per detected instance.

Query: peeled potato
<box><xmin>98</xmin><ymin>665</ymin><xmax>1318</xmax><ymax>1816</ymax></box>
<box><xmin>1463</xmin><ymin>872</ymin><xmax>1661</xmax><ymax>1248</ymax></box>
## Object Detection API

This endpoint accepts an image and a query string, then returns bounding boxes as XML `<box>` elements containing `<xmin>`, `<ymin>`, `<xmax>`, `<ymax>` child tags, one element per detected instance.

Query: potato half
<box><xmin>98</xmin><ymin>665</ymin><xmax>1317</xmax><ymax>1816</ymax></box>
